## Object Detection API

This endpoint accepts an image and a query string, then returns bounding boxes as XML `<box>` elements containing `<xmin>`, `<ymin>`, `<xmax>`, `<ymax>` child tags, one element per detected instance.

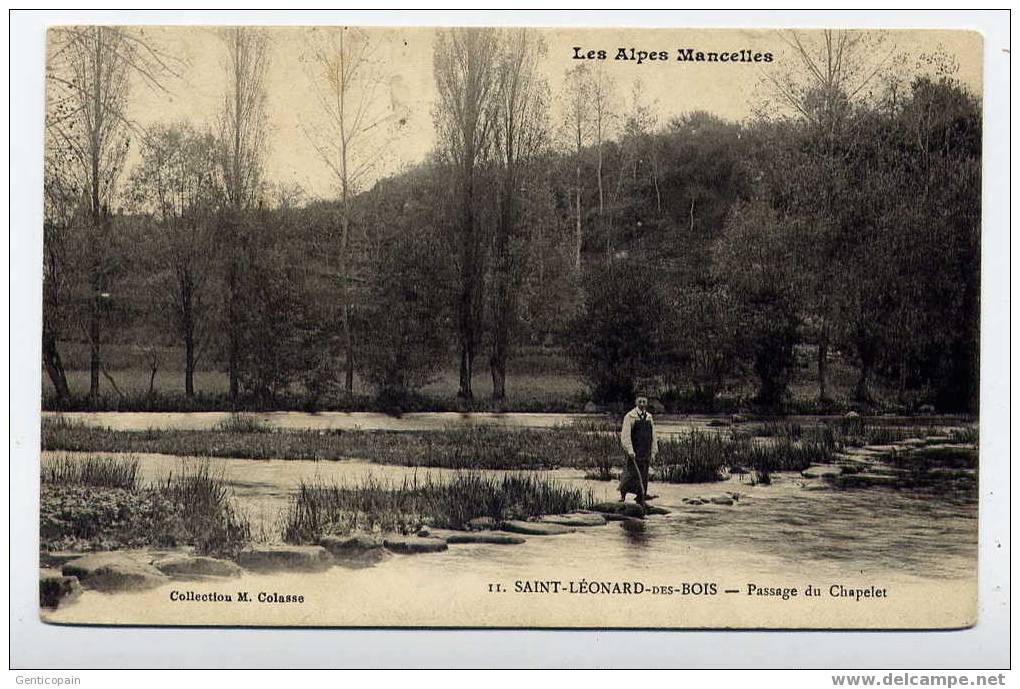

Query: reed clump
<box><xmin>282</xmin><ymin>472</ymin><xmax>592</xmax><ymax>543</ymax></box>
<box><xmin>40</xmin><ymin>456</ymin><xmax>249</xmax><ymax>556</ymax></box>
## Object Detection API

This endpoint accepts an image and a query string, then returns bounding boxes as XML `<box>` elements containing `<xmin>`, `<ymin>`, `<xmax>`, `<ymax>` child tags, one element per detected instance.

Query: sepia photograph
<box><xmin>31</xmin><ymin>20</ymin><xmax>988</xmax><ymax>633</ymax></box>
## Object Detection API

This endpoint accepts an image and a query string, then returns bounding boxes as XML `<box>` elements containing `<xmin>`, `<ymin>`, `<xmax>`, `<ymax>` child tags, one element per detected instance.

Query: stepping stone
<box><xmin>40</xmin><ymin>567</ymin><xmax>82</xmax><ymax>608</ymax></box>
<box><xmin>467</xmin><ymin>516</ymin><xmax>500</xmax><ymax>530</ymax></box>
<box><xmin>319</xmin><ymin>533</ymin><xmax>383</xmax><ymax>555</ymax></box>
<box><xmin>62</xmin><ymin>552</ymin><xmax>168</xmax><ymax>592</ymax></box>
<box><xmin>591</xmin><ymin>501</ymin><xmax>646</xmax><ymax>519</ymax></box>
<box><xmin>383</xmin><ymin>536</ymin><xmax>448</xmax><ymax>554</ymax></box>
<box><xmin>709</xmin><ymin>496</ymin><xmax>734</xmax><ymax>506</ymax></box>
<box><xmin>926</xmin><ymin>467</ymin><xmax>978</xmax><ymax>479</ymax></box>
<box><xmin>839</xmin><ymin>473</ymin><xmax>900</xmax><ymax>487</ymax></box>
<box><xmin>318</xmin><ymin>534</ymin><xmax>389</xmax><ymax>568</ymax></box>
<box><xmin>234</xmin><ymin>545</ymin><xmax>332</xmax><ymax>572</ymax></box>
<box><xmin>602</xmin><ymin>512</ymin><xmax>643</xmax><ymax>522</ymax></box>
<box><xmin>40</xmin><ymin>551</ymin><xmax>85</xmax><ymax>569</ymax></box>
<box><xmin>843</xmin><ymin>447</ymin><xmax>885</xmax><ymax>457</ymax></box>
<box><xmin>538</xmin><ymin>513</ymin><xmax>607</xmax><ymax>527</ymax></box>
<box><xmin>153</xmin><ymin>555</ymin><xmax>243</xmax><ymax>578</ymax></box>
<box><xmin>428</xmin><ymin>529</ymin><xmax>525</xmax><ymax>545</ymax></box>
<box><xmin>500</xmin><ymin>520</ymin><xmax>574</xmax><ymax>536</ymax></box>
<box><xmin>644</xmin><ymin>506</ymin><xmax>670</xmax><ymax>515</ymax></box>
<box><xmin>801</xmin><ymin>465</ymin><xmax>843</xmax><ymax>479</ymax></box>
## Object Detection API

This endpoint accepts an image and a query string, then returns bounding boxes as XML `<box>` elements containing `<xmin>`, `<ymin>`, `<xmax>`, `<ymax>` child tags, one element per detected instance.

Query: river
<box><xmin>41</xmin><ymin>445</ymin><xmax>978</xmax><ymax>628</ymax></box>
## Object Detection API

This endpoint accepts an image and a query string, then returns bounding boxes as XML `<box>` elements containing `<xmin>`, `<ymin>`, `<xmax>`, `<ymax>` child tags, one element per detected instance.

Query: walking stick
<box><xmin>628</xmin><ymin>452</ymin><xmax>648</xmax><ymax>510</ymax></box>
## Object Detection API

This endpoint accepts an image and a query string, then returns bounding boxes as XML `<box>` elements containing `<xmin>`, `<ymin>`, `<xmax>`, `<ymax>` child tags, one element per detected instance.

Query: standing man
<box><xmin>619</xmin><ymin>395</ymin><xmax>658</xmax><ymax>508</ymax></box>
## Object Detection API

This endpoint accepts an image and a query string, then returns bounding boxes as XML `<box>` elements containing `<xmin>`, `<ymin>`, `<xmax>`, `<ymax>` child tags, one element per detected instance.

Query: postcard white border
<box><xmin>8</xmin><ymin>8</ymin><xmax>1011</xmax><ymax>669</ymax></box>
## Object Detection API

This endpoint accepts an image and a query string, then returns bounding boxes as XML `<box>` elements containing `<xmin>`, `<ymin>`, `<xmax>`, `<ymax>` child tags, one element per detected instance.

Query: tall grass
<box><xmin>652</xmin><ymin>433</ymin><xmax>730</xmax><ymax>483</ymax></box>
<box><xmin>40</xmin><ymin>455</ymin><xmax>250</xmax><ymax>556</ymax></box>
<box><xmin>650</xmin><ymin>431</ymin><xmax>835</xmax><ymax>483</ymax></box>
<box><xmin>213</xmin><ymin>413</ymin><xmax>270</xmax><ymax>433</ymax></box>
<box><xmin>43</xmin><ymin>418</ymin><xmax>623</xmax><ymax>470</ymax></box>
<box><xmin>750</xmin><ymin>420</ymin><xmax>804</xmax><ymax>439</ymax></box>
<box><xmin>41</xmin><ymin>455</ymin><xmax>139</xmax><ymax>489</ymax></box>
<box><xmin>154</xmin><ymin>463</ymin><xmax>251</xmax><ymax>555</ymax></box>
<box><xmin>745</xmin><ymin>417</ymin><xmax>952</xmax><ymax>449</ymax></box>
<box><xmin>949</xmin><ymin>427</ymin><xmax>979</xmax><ymax>444</ymax></box>
<box><xmin>282</xmin><ymin>472</ymin><xmax>593</xmax><ymax>543</ymax></box>
<box><xmin>818</xmin><ymin>418</ymin><xmax>943</xmax><ymax>447</ymax></box>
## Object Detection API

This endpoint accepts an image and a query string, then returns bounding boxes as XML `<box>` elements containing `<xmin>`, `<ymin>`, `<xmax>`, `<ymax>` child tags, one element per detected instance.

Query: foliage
<box><xmin>569</xmin><ymin>260</ymin><xmax>668</xmax><ymax>404</ymax></box>
<box><xmin>40</xmin><ymin>458</ymin><xmax>250</xmax><ymax>556</ymax></box>
<box><xmin>714</xmin><ymin>201</ymin><xmax>801</xmax><ymax>409</ymax></box>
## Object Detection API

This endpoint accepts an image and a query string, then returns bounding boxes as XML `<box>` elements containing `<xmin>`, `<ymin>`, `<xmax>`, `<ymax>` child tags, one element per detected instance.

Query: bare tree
<box><xmin>46</xmin><ymin>26</ymin><xmax>181</xmax><ymax>400</ymax></box>
<box><xmin>624</xmin><ymin>78</ymin><xmax>662</xmax><ymax>214</ymax></box>
<box><xmin>217</xmin><ymin>26</ymin><xmax>269</xmax><ymax>402</ymax></box>
<box><xmin>489</xmin><ymin>29</ymin><xmax>548</xmax><ymax>401</ymax></box>
<box><xmin>561</xmin><ymin>63</ymin><xmax>591</xmax><ymax>272</ymax></box>
<box><xmin>589</xmin><ymin>64</ymin><xmax>617</xmax><ymax>225</ymax></box>
<box><xmin>304</xmin><ymin>26</ymin><xmax>402</xmax><ymax>393</ymax></box>
<box><xmin>762</xmin><ymin>29</ymin><xmax>896</xmax><ymax>403</ymax></box>
<box><xmin>127</xmin><ymin>122</ymin><xmax>220</xmax><ymax>397</ymax></box>
<box><xmin>433</xmin><ymin>27</ymin><xmax>499</xmax><ymax>401</ymax></box>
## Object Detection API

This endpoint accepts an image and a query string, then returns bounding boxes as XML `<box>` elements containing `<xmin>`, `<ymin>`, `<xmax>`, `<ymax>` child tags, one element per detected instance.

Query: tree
<box><xmin>126</xmin><ymin>122</ymin><xmax>220</xmax><ymax>397</ymax></box>
<box><xmin>488</xmin><ymin>29</ymin><xmax>548</xmax><ymax>401</ymax></box>
<box><xmin>433</xmin><ymin>27</ymin><xmax>499</xmax><ymax>401</ymax></box>
<box><xmin>304</xmin><ymin>26</ymin><xmax>402</xmax><ymax>393</ymax></box>
<box><xmin>715</xmin><ymin>201</ymin><xmax>801</xmax><ymax>410</ymax></box>
<box><xmin>46</xmin><ymin>26</ymin><xmax>180</xmax><ymax>400</ymax></box>
<box><xmin>42</xmin><ymin>140</ymin><xmax>82</xmax><ymax>401</ymax></box>
<box><xmin>663</xmin><ymin>284</ymin><xmax>746</xmax><ymax>408</ymax></box>
<box><xmin>589</xmin><ymin>64</ymin><xmax>616</xmax><ymax>221</ymax></box>
<box><xmin>561</xmin><ymin>63</ymin><xmax>592</xmax><ymax>272</ymax></box>
<box><xmin>570</xmin><ymin>261</ymin><xmax>667</xmax><ymax>405</ymax></box>
<box><xmin>759</xmin><ymin>29</ymin><xmax>896</xmax><ymax>402</ymax></box>
<box><xmin>217</xmin><ymin>26</ymin><xmax>269</xmax><ymax>403</ymax></box>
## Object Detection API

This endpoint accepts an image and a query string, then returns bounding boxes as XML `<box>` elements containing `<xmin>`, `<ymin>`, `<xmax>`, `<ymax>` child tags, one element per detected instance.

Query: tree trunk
<box><xmin>227</xmin><ymin>262</ymin><xmax>240</xmax><ymax>402</ymax></box>
<box><xmin>817</xmin><ymin>336</ymin><xmax>831</xmax><ymax>402</ymax></box>
<box><xmin>338</xmin><ymin>209</ymin><xmax>355</xmax><ymax>393</ymax></box>
<box><xmin>456</xmin><ymin>166</ymin><xmax>477</xmax><ymax>401</ymax></box>
<box><xmin>490</xmin><ymin>180</ymin><xmax>514</xmax><ymax>403</ymax></box>
<box><xmin>88</xmin><ymin>296</ymin><xmax>101</xmax><ymax>399</ymax></box>
<box><xmin>42</xmin><ymin>329</ymin><xmax>70</xmax><ymax>402</ymax></box>
<box><xmin>181</xmin><ymin>275</ymin><xmax>196</xmax><ymax>398</ymax></box>
<box><xmin>574</xmin><ymin>176</ymin><xmax>582</xmax><ymax>271</ymax></box>
<box><xmin>343</xmin><ymin>303</ymin><xmax>354</xmax><ymax>392</ymax></box>
<box><xmin>854</xmin><ymin>354</ymin><xmax>873</xmax><ymax>404</ymax></box>
<box><xmin>185</xmin><ymin>337</ymin><xmax>195</xmax><ymax>398</ymax></box>
<box><xmin>490</xmin><ymin>355</ymin><xmax>506</xmax><ymax>402</ymax></box>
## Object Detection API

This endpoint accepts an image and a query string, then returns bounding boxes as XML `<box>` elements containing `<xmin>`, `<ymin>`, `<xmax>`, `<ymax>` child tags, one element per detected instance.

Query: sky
<box><xmin>88</xmin><ymin>26</ymin><xmax>983</xmax><ymax>202</ymax></box>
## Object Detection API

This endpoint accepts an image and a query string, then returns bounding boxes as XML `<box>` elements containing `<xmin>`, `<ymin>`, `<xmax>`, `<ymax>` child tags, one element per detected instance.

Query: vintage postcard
<box><xmin>38</xmin><ymin>24</ymin><xmax>982</xmax><ymax>629</ymax></box>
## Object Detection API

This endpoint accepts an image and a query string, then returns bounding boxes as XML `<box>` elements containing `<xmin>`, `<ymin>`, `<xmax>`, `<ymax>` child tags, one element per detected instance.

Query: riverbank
<box><xmin>42</xmin><ymin>342</ymin><xmax>940</xmax><ymax>416</ymax></box>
